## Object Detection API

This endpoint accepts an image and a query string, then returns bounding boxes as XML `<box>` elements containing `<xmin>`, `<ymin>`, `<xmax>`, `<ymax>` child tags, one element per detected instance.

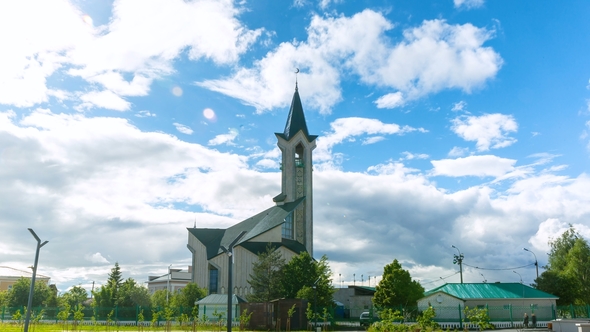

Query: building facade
<box><xmin>0</xmin><ymin>266</ymin><xmax>51</xmax><ymax>291</ymax></box>
<box><xmin>146</xmin><ymin>267</ymin><xmax>192</xmax><ymax>294</ymax></box>
<box><xmin>187</xmin><ymin>83</ymin><xmax>317</xmax><ymax>297</ymax></box>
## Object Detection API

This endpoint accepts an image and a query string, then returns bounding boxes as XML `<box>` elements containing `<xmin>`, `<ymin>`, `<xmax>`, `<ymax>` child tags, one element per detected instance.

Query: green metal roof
<box><xmin>196</xmin><ymin>294</ymin><xmax>246</xmax><ymax>305</ymax></box>
<box><xmin>276</xmin><ymin>85</ymin><xmax>317</xmax><ymax>142</ymax></box>
<box><xmin>424</xmin><ymin>283</ymin><xmax>558</xmax><ymax>300</ymax></box>
<box><xmin>188</xmin><ymin>197</ymin><xmax>306</xmax><ymax>260</ymax></box>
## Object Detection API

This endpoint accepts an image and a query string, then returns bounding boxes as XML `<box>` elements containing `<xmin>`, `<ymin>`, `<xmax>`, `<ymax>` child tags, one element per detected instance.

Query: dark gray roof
<box><xmin>188</xmin><ymin>197</ymin><xmax>306</xmax><ymax>259</ymax></box>
<box><xmin>276</xmin><ymin>85</ymin><xmax>317</xmax><ymax>142</ymax></box>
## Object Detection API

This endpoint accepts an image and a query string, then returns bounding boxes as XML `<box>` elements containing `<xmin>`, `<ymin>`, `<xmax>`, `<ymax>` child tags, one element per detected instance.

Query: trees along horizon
<box><xmin>373</xmin><ymin>259</ymin><xmax>424</xmax><ymax>309</ymax></box>
<box><xmin>533</xmin><ymin>225</ymin><xmax>590</xmax><ymax>305</ymax></box>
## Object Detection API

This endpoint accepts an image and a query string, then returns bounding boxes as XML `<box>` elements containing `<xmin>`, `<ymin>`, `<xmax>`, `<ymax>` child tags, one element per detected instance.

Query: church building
<box><xmin>187</xmin><ymin>83</ymin><xmax>317</xmax><ymax>296</ymax></box>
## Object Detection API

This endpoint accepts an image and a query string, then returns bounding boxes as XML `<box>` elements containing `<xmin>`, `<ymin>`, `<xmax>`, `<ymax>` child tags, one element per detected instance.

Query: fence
<box><xmin>2</xmin><ymin>304</ymin><xmax>589</xmax><ymax>327</ymax></box>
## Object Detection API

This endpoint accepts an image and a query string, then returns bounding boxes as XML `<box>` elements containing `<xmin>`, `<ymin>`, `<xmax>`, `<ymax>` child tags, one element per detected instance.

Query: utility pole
<box><xmin>452</xmin><ymin>245</ymin><xmax>464</xmax><ymax>284</ymax></box>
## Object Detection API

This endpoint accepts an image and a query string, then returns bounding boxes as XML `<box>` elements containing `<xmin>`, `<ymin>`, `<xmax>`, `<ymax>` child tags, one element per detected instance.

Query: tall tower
<box><xmin>274</xmin><ymin>83</ymin><xmax>317</xmax><ymax>255</ymax></box>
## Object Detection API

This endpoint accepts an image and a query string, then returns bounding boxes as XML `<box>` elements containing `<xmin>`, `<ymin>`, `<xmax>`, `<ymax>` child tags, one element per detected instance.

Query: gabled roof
<box><xmin>276</xmin><ymin>85</ymin><xmax>317</xmax><ymax>142</ymax></box>
<box><xmin>188</xmin><ymin>197</ymin><xmax>306</xmax><ymax>260</ymax></box>
<box><xmin>424</xmin><ymin>283</ymin><xmax>558</xmax><ymax>300</ymax></box>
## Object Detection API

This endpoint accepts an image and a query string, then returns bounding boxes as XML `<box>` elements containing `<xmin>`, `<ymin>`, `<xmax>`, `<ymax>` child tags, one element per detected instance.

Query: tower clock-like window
<box><xmin>282</xmin><ymin>212</ymin><xmax>294</xmax><ymax>239</ymax></box>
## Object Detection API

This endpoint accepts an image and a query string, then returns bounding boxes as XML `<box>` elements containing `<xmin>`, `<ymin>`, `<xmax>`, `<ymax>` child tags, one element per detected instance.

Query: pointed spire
<box><xmin>283</xmin><ymin>85</ymin><xmax>315</xmax><ymax>141</ymax></box>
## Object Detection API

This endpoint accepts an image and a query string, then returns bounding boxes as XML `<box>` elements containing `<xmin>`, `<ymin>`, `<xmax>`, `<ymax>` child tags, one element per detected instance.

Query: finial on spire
<box><xmin>295</xmin><ymin>68</ymin><xmax>299</xmax><ymax>91</ymax></box>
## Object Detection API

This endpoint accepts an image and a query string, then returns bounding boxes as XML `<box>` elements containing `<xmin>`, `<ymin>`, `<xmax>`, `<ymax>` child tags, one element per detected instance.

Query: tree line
<box><xmin>0</xmin><ymin>262</ymin><xmax>206</xmax><ymax>311</ymax></box>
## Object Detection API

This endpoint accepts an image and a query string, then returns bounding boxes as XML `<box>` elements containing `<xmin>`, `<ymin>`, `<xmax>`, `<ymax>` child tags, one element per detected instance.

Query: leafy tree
<box><xmin>151</xmin><ymin>289</ymin><xmax>170</xmax><ymax>308</ymax></box>
<box><xmin>282</xmin><ymin>253</ymin><xmax>335</xmax><ymax>308</ymax></box>
<box><xmin>373</xmin><ymin>259</ymin><xmax>424</xmax><ymax>308</ymax></box>
<box><xmin>533</xmin><ymin>270</ymin><xmax>577</xmax><ymax>305</ymax></box>
<box><xmin>60</xmin><ymin>285</ymin><xmax>88</xmax><ymax>309</ymax></box>
<box><xmin>6</xmin><ymin>277</ymin><xmax>53</xmax><ymax>307</ymax></box>
<box><xmin>539</xmin><ymin>226</ymin><xmax>590</xmax><ymax>304</ymax></box>
<box><xmin>0</xmin><ymin>290</ymin><xmax>7</xmax><ymax>306</ymax></box>
<box><xmin>172</xmin><ymin>283</ymin><xmax>206</xmax><ymax>308</ymax></box>
<box><xmin>247</xmin><ymin>244</ymin><xmax>286</xmax><ymax>302</ymax></box>
<box><xmin>118</xmin><ymin>278</ymin><xmax>151</xmax><ymax>307</ymax></box>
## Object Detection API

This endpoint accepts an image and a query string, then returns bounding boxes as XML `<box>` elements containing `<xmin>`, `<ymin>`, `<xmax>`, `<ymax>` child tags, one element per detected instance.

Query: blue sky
<box><xmin>1</xmin><ymin>0</ymin><xmax>590</xmax><ymax>293</ymax></box>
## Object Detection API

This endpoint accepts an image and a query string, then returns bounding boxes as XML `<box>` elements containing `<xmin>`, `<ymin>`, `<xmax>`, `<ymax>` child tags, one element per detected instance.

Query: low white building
<box><xmin>146</xmin><ymin>267</ymin><xmax>191</xmax><ymax>294</ymax></box>
<box><xmin>418</xmin><ymin>283</ymin><xmax>558</xmax><ymax>323</ymax></box>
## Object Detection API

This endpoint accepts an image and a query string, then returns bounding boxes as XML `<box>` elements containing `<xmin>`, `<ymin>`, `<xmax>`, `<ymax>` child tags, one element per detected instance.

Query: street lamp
<box><xmin>166</xmin><ymin>264</ymin><xmax>172</xmax><ymax>303</ymax></box>
<box><xmin>480</xmin><ymin>273</ymin><xmax>487</xmax><ymax>283</ymax></box>
<box><xmin>452</xmin><ymin>245</ymin><xmax>464</xmax><ymax>284</ymax></box>
<box><xmin>523</xmin><ymin>248</ymin><xmax>539</xmax><ymax>280</ymax></box>
<box><xmin>220</xmin><ymin>231</ymin><xmax>247</xmax><ymax>332</ymax></box>
<box><xmin>513</xmin><ymin>270</ymin><xmax>523</xmax><ymax>284</ymax></box>
<box><xmin>24</xmin><ymin>228</ymin><xmax>48</xmax><ymax>332</ymax></box>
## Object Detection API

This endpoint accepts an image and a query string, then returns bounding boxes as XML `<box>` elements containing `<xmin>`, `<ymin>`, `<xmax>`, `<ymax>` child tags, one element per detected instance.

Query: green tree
<box><xmin>281</xmin><ymin>253</ymin><xmax>335</xmax><ymax>308</ymax></box>
<box><xmin>92</xmin><ymin>262</ymin><xmax>125</xmax><ymax>307</ymax></box>
<box><xmin>151</xmin><ymin>289</ymin><xmax>170</xmax><ymax>308</ymax></box>
<box><xmin>247</xmin><ymin>243</ymin><xmax>286</xmax><ymax>302</ymax></box>
<box><xmin>60</xmin><ymin>285</ymin><xmax>88</xmax><ymax>309</ymax></box>
<box><xmin>533</xmin><ymin>270</ymin><xmax>577</xmax><ymax>305</ymax></box>
<box><xmin>539</xmin><ymin>226</ymin><xmax>590</xmax><ymax>304</ymax></box>
<box><xmin>172</xmin><ymin>283</ymin><xmax>206</xmax><ymax>308</ymax></box>
<box><xmin>0</xmin><ymin>290</ymin><xmax>7</xmax><ymax>306</ymax></box>
<box><xmin>6</xmin><ymin>277</ymin><xmax>53</xmax><ymax>307</ymax></box>
<box><xmin>118</xmin><ymin>278</ymin><xmax>151</xmax><ymax>307</ymax></box>
<box><xmin>373</xmin><ymin>259</ymin><xmax>424</xmax><ymax>308</ymax></box>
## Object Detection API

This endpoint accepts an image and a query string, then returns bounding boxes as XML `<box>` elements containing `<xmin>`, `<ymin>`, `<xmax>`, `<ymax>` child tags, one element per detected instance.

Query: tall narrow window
<box><xmin>282</xmin><ymin>212</ymin><xmax>294</xmax><ymax>239</ymax></box>
<box><xmin>209</xmin><ymin>266</ymin><xmax>218</xmax><ymax>294</ymax></box>
<box><xmin>295</xmin><ymin>144</ymin><xmax>304</xmax><ymax>167</ymax></box>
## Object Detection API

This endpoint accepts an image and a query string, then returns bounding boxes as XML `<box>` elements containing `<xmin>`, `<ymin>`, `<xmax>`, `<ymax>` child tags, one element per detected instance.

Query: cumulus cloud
<box><xmin>451</xmin><ymin>113</ymin><xmax>518</xmax><ymax>151</ymax></box>
<box><xmin>315</xmin><ymin>117</ymin><xmax>426</xmax><ymax>165</ymax></box>
<box><xmin>431</xmin><ymin>155</ymin><xmax>516</xmax><ymax>177</ymax></box>
<box><xmin>452</xmin><ymin>101</ymin><xmax>467</xmax><ymax>112</ymax></box>
<box><xmin>0</xmin><ymin>0</ymin><xmax>261</xmax><ymax>110</ymax></box>
<box><xmin>85</xmin><ymin>252</ymin><xmax>110</xmax><ymax>264</ymax></box>
<box><xmin>199</xmin><ymin>11</ymin><xmax>502</xmax><ymax>113</ymax></box>
<box><xmin>448</xmin><ymin>146</ymin><xmax>469</xmax><ymax>157</ymax></box>
<box><xmin>208</xmin><ymin>128</ymin><xmax>239</xmax><ymax>146</ymax></box>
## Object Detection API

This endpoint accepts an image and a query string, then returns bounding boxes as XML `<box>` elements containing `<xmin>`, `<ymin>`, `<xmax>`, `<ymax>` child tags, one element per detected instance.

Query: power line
<box><xmin>420</xmin><ymin>271</ymin><xmax>460</xmax><ymax>286</ymax></box>
<box><xmin>463</xmin><ymin>262</ymin><xmax>535</xmax><ymax>271</ymax></box>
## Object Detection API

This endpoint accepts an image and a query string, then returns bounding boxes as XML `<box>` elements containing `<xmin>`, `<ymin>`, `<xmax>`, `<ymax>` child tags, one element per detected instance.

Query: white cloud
<box><xmin>362</xmin><ymin>136</ymin><xmax>386</xmax><ymax>145</ymax></box>
<box><xmin>78</xmin><ymin>90</ymin><xmax>131</xmax><ymax>111</ymax></box>
<box><xmin>0</xmin><ymin>0</ymin><xmax>262</xmax><ymax>110</ymax></box>
<box><xmin>85</xmin><ymin>252</ymin><xmax>110</xmax><ymax>264</ymax></box>
<box><xmin>315</xmin><ymin>117</ymin><xmax>426</xmax><ymax>164</ymax></box>
<box><xmin>135</xmin><ymin>110</ymin><xmax>156</xmax><ymax>118</ymax></box>
<box><xmin>454</xmin><ymin>0</ymin><xmax>485</xmax><ymax>9</ymax></box>
<box><xmin>431</xmin><ymin>155</ymin><xmax>516</xmax><ymax>177</ymax></box>
<box><xmin>208</xmin><ymin>128</ymin><xmax>239</xmax><ymax>146</ymax></box>
<box><xmin>173</xmin><ymin>123</ymin><xmax>194</xmax><ymax>135</ymax></box>
<box><xmin>400</xmin><ymin>152</ymin><xmax>429</xmax><ymax>161</ymax></box>
<box><xmin>448</xmin><ymin>146</ymin><xmax>469</xmax><ymax>157</ymax></box>
<box><xmin>451</xmin><ymin>113</ymin><xmax>518</xmax><ymax>151</ymax></box>
<box><xmin>452</xmin><ymin>101</ymin><xmax>467</xmax><ymax>112</ymax></box>
<box><xmin>199</xmin><ymin>11</ymin><xmax>501</xmax><ymax>113</ymax></box>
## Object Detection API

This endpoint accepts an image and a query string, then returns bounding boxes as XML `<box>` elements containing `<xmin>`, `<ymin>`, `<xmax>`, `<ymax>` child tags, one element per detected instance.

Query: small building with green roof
<box><xmin>418</xmin><ymin>283</ymin><xmax>558</xmax><ymax>323</ymax></box>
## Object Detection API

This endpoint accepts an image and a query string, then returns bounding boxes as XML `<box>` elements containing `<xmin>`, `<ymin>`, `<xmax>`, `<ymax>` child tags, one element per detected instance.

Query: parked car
<box><xmin>360</xmin><ymin>312</ymin><xmax>372</xmax><ymax>327</ymax></box>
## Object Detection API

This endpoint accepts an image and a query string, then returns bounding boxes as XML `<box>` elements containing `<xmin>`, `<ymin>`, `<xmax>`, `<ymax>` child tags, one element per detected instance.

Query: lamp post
<box><xmin>166</xmin><ymin>264</ymin><xmax>172</xmax><ymax>303</ymax></box>
<box><xmin>452</xmin><ymin>245</ymin><xmax>464</xmax><ymax>284</ymax></box>
<box><xmin>513</xmin><ymin>271</ymin><xmax>525</xmax><ymax>306</ymax></box>
<box><xmin>480</xmin><ymin>273</ymin><xmax>487</xmax><ymax>283</ymax></box>
<box><xmin>523</xmin><ymin>248</ymin><xmax>539</xmax><ymax>280</ymax></box>
<box><xmin>24</xmin><ymin>228</ymin><xmax>48</xmax><ymax>332</ymax></box>
<box><xmin>220</xmin><ymin>231</ymin><xmax>247</xmax><ymax>332</ymax></box>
